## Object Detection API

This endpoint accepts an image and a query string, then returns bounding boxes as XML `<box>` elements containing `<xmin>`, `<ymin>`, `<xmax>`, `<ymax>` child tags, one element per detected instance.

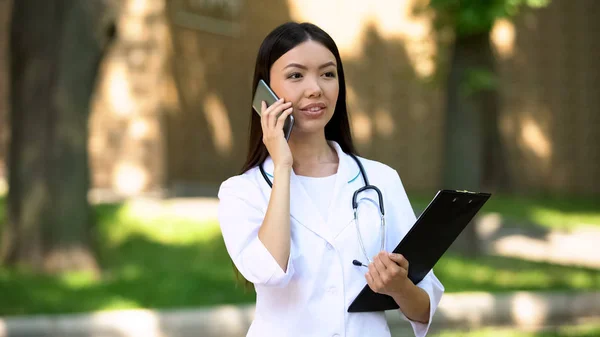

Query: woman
<box><xmin>218</xmin><ymin>22</ymin><xmax>444</xmax><ymax>337</ymax></box>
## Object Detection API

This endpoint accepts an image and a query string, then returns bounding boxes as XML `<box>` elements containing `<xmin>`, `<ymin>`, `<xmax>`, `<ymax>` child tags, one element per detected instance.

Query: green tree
<box><xmin>2</xmin><ymin>0</ymin><xmax>116</xmax><ymax>274</ymax></box>
<box><xmin>428</xmin><ymin>0</ymin><xmax>550</xmax><ymax>254</ymax></box>
<box><xmin>431</xmin><ymin>0</ymin><xmax>550</xmax><ymax>192</ymax></box>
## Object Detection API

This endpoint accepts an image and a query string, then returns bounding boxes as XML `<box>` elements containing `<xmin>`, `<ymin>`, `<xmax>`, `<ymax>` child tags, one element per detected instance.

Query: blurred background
<box><xmin>0</xmin><ymin>0</ymin><xmax>599</xmax><ymax>336</ymax></box>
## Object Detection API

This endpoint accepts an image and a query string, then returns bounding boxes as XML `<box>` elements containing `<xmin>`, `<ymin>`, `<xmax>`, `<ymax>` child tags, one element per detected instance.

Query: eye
<box><xmin>287</xmin><ymin>72</ymin><xmax>303</xmax><ymax>79</ymax></box>
<box><xmin>323</xmin><ymin>71</ymin><xmax>337</xmax><ymax>78</ymax></box>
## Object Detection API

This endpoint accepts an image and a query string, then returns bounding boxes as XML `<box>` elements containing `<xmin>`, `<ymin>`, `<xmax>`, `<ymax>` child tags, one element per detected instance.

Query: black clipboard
<box><xmin>347</xmin><ymin>189</ymin><xmax>491</xmax><ymax>313</ymax></box>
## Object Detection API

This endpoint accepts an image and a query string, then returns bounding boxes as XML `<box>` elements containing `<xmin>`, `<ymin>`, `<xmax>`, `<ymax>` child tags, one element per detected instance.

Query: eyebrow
<box><xmin>283</xmin><ymin>61</ymin><xmax>337</xmax><ymax>70</ymax></box>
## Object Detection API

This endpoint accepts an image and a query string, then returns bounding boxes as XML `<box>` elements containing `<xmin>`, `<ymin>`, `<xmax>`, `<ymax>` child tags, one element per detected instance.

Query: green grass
<box><xmin>435</xmin><ymin>254</ymin><xmax>600</xmax><ymax>292</ymax></box>
<box><xmin>430</xmin><ymin>324</ymin><xmax>600</xmax><ymax>337</ymax></box>
<box><xmin>0</xmin><ymin>196</ymin><xmax>599</xmax><ymax>316</ymax></box>
<box><xmin>0</xmin><ymin>201</ymin><xmax>255</xmax><ymax>316</ymax></box>
<box><xmin>409</xmin><ymin>193</ymin><xmax>600</xmax><ymax>230</ymax></box>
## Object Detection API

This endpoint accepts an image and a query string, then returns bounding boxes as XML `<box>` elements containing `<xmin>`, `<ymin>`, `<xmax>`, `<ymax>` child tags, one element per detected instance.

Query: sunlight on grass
<box><xmin>529</xmin><ymin>207</ymin><xmax>600</xmax><ymax>229</ymax></box>
<box><xmin>98</xmin><ymin>199</ymin><xmax>221</xmax><ymax>246</ymax></box>
<box><xmin>409</xmin><ymin>193</ymin><xmax>600</xmax><ymax>230</ymax></box>
<box><xmin>58</xmin><ymin>272</ymin><xmax>98</xmax><ymax>288</ymax></box>
<box><xmin>436</xmin><ymin>329</ymin><xmax>529</xmax><ymax>337</ymax></box>
<box><xmin>93</xmin><ymin>297</ymin><xmax>142</xmax><ymax>312</ymax></box>
<box><xmin>435</xmin><ymin>254</ymin><xmax>600</xmax><ymax>293</ymax></box>
<box><xmin>433</xmin><ymin>324</ymin><xmax>600</xmax><ymax>337</ymax></box>
<box><xmin>116</xmin><ymin>264</ymin><xmax>144</xmax><ymax>280</ymax></box>
<box><xmin>1</xmin><ymin>196</ymin><xmax>600</xmax><ymax>316</ymax></box>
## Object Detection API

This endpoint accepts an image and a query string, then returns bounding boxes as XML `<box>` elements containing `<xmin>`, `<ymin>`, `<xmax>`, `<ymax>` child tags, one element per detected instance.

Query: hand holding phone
<box><xmin>252</xmin><ymin>79</ymin><xmax>294</xmax><ymax>168</ymax></box>
<box><xmin>252</xmin><ymin>79</ymin><xmax>294</xmax><ymax>141</ymax></box>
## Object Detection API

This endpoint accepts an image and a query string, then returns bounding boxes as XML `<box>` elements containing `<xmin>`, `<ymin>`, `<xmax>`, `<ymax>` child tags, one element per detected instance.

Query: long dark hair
<box><xmin>240</xmin><ymin>22</ymin><xmax>357</xmax><ymax>173</ymax></box>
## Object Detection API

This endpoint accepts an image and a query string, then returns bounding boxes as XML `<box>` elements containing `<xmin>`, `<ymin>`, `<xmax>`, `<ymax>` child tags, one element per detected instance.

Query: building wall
<box><xmin>165</xmin><ymin>0</ymin><xmax>446</xmax><ymax>194</ymax></box>
<box><xmin>88</xmin><ymin>0</ymin><xmax>168</xmax><ymax>195</ymax></box>
<box><xmin>0</xmin><ymin>0</ymin><xmax>598</xmax><ymax>196</ymax></box>
<box><xmin>496</xmin><ymin>1</ymin><xmax>600</xmax><ymax>195</ymax></box>
<box><xmin>163</xmin><ymin>0</ymin><xmax>600</xmax><ymax>195</ymax></box>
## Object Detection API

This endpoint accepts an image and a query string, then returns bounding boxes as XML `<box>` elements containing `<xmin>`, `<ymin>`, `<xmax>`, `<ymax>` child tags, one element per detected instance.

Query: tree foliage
<box><xmin>430</xmin><ymin>0</ymin><xmax>551</xmax><ymax>36</ymax></box>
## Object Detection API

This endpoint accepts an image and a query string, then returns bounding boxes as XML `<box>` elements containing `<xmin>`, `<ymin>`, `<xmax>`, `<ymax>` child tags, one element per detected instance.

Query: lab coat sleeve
<box><xmin>410</xmin><ymin>270</ymin><xmax>445</xmax><ymax>337</ymax></box>
<box><xmin>388</xmin><ymin>170</ymin><xmax>445</xmax><ymax>337</ymax></box>
<box><xmin>218</xmin><ymin>175</ymin><xmax>295</xmax><ymax>287</ymax></box>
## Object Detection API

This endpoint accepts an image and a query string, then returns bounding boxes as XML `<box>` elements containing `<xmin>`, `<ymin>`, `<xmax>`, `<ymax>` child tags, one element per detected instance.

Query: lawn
<box><xmin>409</xmin><ymin>193</ymin><xmax>600</xmax><ymax>230</ymax></box>
<box><xmin>0</xmin><ymin>195</ymin><xmax>599</xmax><ymax>316</ymax></box>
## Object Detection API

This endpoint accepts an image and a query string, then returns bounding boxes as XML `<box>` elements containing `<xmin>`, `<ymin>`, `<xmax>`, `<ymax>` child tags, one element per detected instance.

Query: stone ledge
<box><xmin>1</xmin><ymin>291</ymin><xmax>599</xmax><ymax>337</ymax></box>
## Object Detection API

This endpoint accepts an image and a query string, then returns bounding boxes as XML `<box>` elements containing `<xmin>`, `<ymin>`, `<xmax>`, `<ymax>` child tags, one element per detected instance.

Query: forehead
<box><xmin>272</xmin><ymin>40</ymin><xmax>336</xmax><ymax>69</ymax></box>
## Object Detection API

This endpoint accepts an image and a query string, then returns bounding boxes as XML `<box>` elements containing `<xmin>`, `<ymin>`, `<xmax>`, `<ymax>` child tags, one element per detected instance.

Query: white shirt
<box><xmin>218</xmin><ymin>141</ymin><xmax>444</xmax><ymax>337</ymax></box>
<box><xmin>296</xmin><ymin>174</ymin><xmax>337</xmax><ymax>222</ymax></box>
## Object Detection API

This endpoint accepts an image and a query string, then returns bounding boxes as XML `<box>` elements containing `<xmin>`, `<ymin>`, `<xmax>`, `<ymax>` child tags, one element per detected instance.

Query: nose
<box><xmin>304</xmin><ymin>77</ymin><xmax>322</xmax><ymax>98</ymax></box>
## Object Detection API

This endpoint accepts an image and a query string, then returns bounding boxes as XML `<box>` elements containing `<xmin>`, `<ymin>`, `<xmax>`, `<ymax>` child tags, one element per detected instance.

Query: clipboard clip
<box><xmin>455</xmin><ymin>189</ymin><xmax>477</xmax><ymax>194</ymax></box>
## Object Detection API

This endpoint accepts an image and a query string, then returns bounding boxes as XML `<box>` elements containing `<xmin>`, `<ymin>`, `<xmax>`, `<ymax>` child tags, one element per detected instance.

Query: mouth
<box><xmin>299</xmin><ymin>103</ymin><xmax>327</xmax><ymax>116</ymax></box>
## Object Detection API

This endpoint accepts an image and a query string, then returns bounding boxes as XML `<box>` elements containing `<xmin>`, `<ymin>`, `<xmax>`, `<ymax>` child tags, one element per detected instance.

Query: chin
<box><xmin>292</xmin><ymin>122</ymin><xmax>329</xmax><ymax>136</ymax></box>
<box><xmin>294</xmin><ymin>114</ymin><xmax>333</xmax><ymax>132</ymax></box>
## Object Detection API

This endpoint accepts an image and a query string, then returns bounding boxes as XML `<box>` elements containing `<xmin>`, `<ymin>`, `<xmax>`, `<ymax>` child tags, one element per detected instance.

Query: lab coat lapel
<box><xmin>326</xmin><ymin>142</ymin><xmax>362</xmax><ymax>238</ymax></box>
<box><xmin>261</xmin><ymin>157</ymin><xmax>333</xmax><ymax>243</ymax></box>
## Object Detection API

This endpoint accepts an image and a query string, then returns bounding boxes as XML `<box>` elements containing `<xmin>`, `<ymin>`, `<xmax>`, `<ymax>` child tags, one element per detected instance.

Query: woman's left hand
<box><xmin>365</xmin><ymin>251</ymin><xmax>412</xmax><ymax>297</ymax></box>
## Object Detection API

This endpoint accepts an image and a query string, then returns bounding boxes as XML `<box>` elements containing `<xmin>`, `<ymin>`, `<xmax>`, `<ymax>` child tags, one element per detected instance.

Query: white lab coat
<box><xmin>218</xmin><ymin>141</ymin><xmax>444</xmax><ymax>337</ymax></box>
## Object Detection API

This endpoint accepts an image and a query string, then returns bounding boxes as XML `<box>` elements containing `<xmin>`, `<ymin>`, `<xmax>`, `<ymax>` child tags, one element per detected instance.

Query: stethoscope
<box><xmin>259</xmin><ymin>153</ymin><xmax>385</xmax><ymax>269</ymax></box>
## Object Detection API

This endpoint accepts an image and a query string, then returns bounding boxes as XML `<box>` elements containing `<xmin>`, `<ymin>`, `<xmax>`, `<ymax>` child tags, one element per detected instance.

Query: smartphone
<box><xmin>252</xmin><ymin>79</ymin><xmax>294</xmax><ymax>140</ymax></box>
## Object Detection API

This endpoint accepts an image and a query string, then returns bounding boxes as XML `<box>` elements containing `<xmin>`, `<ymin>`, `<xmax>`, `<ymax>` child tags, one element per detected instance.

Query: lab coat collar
<box><xmin>260</xmin><ymin>141</ymin><xmax>361</xmax><ymax>243</ymax></box>
<box><xmin>260</xmin><ymin>141</ymin><xmax>360</xmax><ymax>186</ymax></box>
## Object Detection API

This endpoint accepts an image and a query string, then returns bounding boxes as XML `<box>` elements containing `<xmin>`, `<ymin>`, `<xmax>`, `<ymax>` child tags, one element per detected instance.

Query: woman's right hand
<box><xmin>261</xmin><ymin>98</ymin><xmax>294</xmax><ymax>168</ymax></box>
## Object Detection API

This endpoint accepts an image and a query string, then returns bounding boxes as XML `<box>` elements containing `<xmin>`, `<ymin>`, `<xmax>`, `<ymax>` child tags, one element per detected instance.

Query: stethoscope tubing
<box><xmin>258</xmin><ymin>152</ymin><xmax>386</xmax><ymax>265</ymax></box>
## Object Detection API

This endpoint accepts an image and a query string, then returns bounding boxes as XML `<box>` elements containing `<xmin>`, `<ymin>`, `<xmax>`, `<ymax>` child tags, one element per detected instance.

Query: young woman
<box><xmin>218</xmin><ymin>22</ymin><xmax>444</xmax><ymax>337</ymax></box>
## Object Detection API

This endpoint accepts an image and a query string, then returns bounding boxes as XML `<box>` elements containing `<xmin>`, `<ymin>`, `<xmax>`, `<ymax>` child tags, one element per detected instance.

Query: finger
<box><xmin>260</xmin><ymin>100</ymin><xmax>268</xmax><ymax>115</ymax></box>
<box><xmin>267</xmin><ymin>101</ymin><xmax>290</xmax><ymax>129</ymax></box>
<box><xmin>380</xmin><ymin>252</ymin><xmax>406</xmax><ymax>283</ymax></box>
<box><xmin>366</xmin><ymin>270</ymin><xmax>384</xmax><ymax>293</ymax></box>
<box><xmin>275</xmin><ymin>107</ymin><xmax>293</xmax><ymax>130</ymax></box>
<box><xmin>263</xmin><ymin>98</ymin><xmax>285</xmax><ymax>116</ymax></box>
<box><xmin>365</xmin><ymin>272</ymin><xmax>378</xmax><ymax>293</ymax></box>
<box><xmin>260</xmin><ymin>101</ymin><xmax>268</xmax><ymax>132</ymax></box>
<box><xmin>378</xmin><ymin>251</ymin><xmax>396</xmax><ymax>269</ymax></box>
<box><xmin>376</xmin><ymin>254</ymin><xmax>396</xmax><ymax>286</ymax></box>
<box><xmin>373</xmin><ymin>254</ymin><xmax>388</xmax><ymax>275</ymax></box>
<box><xmin>261</xmin><ymin>98</ymin><xmax>280</xmax><ymax>123</ymax></box>
<box><xmin>264</xmin><ymin>102</ymin><xmax>277</xmax><ymax>130</ymax></box>
<box><xmin>389</xmin><ymin>253</ymin><xmax>409</xmax><ymax>270</ymax></box>
<box><xmin>368</xmin><ymin>262</ymin><xmax>384</xmax><ymax>289</ymax></box>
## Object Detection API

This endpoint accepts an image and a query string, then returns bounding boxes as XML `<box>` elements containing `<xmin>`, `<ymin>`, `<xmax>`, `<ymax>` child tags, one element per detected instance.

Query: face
<box><xmin>269</xmin><ymin>40</ymin><xmax>339</xmax><ymax>135</ymax></box>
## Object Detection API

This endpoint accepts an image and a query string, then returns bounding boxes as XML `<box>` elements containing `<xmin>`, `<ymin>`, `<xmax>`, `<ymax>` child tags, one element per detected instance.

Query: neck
<box><xmin>288</xmin><ymin>132</ymin><xmax>338</xmax><ymax>176</ymax></box>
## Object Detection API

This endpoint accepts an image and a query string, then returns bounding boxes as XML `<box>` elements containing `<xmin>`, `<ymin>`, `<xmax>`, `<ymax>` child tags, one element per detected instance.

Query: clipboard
<box><xmin>347</xmin><ymin>189</ymin><xmax>491</xmax><ymax>313</ymax></box>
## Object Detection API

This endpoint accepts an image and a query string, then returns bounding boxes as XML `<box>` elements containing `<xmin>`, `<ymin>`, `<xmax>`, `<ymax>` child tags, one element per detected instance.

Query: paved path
<box><xmin>1</xmin><ymin>291</ymin><xmax>599</xmax><ymax>337</ymax></box>
<box><xmin>475</xmin><ymin>213</ymin><xmax>600</xmax><ymax>268</ymax></box>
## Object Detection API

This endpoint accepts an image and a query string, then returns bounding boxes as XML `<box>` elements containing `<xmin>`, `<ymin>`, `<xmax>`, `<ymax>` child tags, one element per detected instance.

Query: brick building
<box><xmin>0</xmin><ymin>0</ymin><xmax>599</xmax><ymax>197</ymax></box>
